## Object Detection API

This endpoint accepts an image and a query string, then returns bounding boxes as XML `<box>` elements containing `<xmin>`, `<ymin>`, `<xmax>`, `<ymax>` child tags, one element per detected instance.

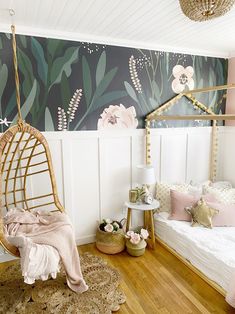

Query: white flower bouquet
<box><xmin>125</xmin><ymin>228</ymin><xmax>149</xmax><ymax>245</ymax></box>
<box><xmin>99</xmin><ymin>218</ymin><xmax>122</xmax><ymax>233</ymax></box>
<box><xmin>96</xmin><ymin>218</ymin><xmax>125</xmax><ymax>254</ymax></box>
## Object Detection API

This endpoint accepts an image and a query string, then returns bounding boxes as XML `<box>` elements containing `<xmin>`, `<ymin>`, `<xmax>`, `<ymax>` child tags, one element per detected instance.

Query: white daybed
<box><xmin>144</xmin><ymin>84</ymin><xmax>235</xmax><ymax>297</ymax></box>
<box><xmin>154</xmin><ymin>212</ymin><xmax>235</xmax><ymax>294</ymax></box>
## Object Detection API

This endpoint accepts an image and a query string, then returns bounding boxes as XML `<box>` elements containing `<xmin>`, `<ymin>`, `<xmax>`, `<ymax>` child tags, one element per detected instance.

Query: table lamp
<box><xmin>136</xmin><ymin>165</ymin><xmax>155</xmax><ymax>204</ymax></box>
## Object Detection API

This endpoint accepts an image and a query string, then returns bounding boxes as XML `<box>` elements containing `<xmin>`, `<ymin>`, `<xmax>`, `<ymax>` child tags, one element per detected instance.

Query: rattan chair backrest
<box><xmin>0</xmin><ymin>122</ymin><xmax>64</xmax><ymax>257</ymax></box>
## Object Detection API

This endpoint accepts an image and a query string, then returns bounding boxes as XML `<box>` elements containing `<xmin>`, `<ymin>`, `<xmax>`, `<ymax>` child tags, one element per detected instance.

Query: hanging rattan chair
<box><xmin>0</xmin><ymin>26</ymin><xmax>64</xmax><ymax>257</ymax></box>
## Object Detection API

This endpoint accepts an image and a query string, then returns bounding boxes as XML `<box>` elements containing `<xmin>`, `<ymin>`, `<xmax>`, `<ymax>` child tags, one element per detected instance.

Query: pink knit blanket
<box><xmin>4</xmin><ymin>208</ymin><xmax>88</xmax><ymax>293</ymax></box>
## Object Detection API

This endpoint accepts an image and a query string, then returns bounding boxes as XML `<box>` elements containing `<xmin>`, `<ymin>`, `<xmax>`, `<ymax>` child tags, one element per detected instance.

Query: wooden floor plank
<box><xmin>79</xmin><ymin>243</ymin><xmax>235</xmax><ymax>314</ymax></box>
<box><xmin>1</xmin><ymin>242</ymin><xmax>235</xmax><ymax>313</ymax></box>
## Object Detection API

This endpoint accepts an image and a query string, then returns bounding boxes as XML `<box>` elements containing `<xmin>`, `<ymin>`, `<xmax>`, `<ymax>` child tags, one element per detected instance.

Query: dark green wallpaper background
<box><xmin>0</xmin><ymin>33</ymin><xmax>228</xmax><ymax>131</ymax></box>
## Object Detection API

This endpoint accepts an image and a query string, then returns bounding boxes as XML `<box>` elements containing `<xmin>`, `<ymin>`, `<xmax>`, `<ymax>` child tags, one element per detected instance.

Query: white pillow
<box><xmin>156</xmin><ymin>182</ymin><xmax>190</xmax><ymax>212</ymax></box>
<box><xmin>203</xmin><ymin>185</ymin><xmax>235</xmax><ymax>204</ymax></box>
<box><xmin>211</xmin><ymin>181</ymin><xmax>232</xmax><ymax>191</ymax></box>
<box><xmin>189</xmin><ymin>180</ymin><xmax>211</xmax><ymax>194</ymax></box>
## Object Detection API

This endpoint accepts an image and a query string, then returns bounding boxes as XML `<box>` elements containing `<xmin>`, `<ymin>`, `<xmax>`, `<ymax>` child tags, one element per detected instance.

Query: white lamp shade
<box><xmin>136</xmin><ymin>165</ymin><xmax>155</xmax><ymax>185</ymax></box>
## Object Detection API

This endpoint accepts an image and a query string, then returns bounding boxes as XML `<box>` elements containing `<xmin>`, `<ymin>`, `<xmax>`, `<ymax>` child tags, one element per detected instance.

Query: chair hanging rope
<box><xmin>11</xmin><ymin>24</ymin><xmax>23</xmax><ymax>124</ymax></box>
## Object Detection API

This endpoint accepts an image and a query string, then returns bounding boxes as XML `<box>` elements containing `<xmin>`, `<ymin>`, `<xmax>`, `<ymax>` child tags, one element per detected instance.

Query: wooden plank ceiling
<box><xmin>0</xmin><ymin>0</ymin><xmax>235</xmax><ymax>57</ymax></box>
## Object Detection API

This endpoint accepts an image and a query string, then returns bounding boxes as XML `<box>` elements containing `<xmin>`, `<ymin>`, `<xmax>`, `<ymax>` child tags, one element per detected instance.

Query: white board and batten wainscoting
<box><xmin>1</xmin><ymin>126</ymin><xmax>235</xmax><ymax>262</ymax></box>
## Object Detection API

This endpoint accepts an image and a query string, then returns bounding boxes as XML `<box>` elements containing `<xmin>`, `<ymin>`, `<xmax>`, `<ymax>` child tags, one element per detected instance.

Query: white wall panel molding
<box><xmin>1</xmin><ymin>126</ymin><xmax>235</xmax><ymax>262</ymax></box>
<box><xmin>217</xmin><ymin>128</ymin><xmax>235</xmax><ymax>185</ymax></box>
<box><xmin>60</xmin><ymin>138</ymin><xmax>73</xmax><ymax>221</ymax></box>
<box><xmin>186</xmin><ymin>131</ymin><xmax>211</xmax><ymax>183</ymax></box>
<box><xmin>97</xmin><ymin>138</ymin><xmax>102</xmax><ymax>222</ymax></box>
<box><xmin>70</xmin><ymin>137</ymin><xmax>100</xmax><ymax>242</ymax></box>
<box><xmin>99</xmin><ymin>136</ymin><xmax>131</xmax><ymax>222</ymax></box>
<box><xmin>161</xmin><ymin>133</ymin><xmax>187</xmax><ymax>183</ymax></box>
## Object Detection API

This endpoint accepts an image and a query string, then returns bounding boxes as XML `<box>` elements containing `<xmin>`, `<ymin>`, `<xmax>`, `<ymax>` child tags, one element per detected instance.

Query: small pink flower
<box><xmin>104</xmin><ymin>223</ymin><xmax>114</xmax><ymax>233</ymax></box>
<box><xmin>130</xmin><ymin>233</ymin><xmax>141</xmax><ymax>245</ymax></box>
<box><xmin>126</xmin><ymin>230</ymin><xmax>134</xmax><ymax>238</ymax></box>
<box><xmin>171</xmin><ymin>65</ymin><xmax>194</xmax><ymax>94</ymax></box>
<box><xmin>140</xmin><ymin>228</ymin><xmax>149</xmax><ymax>240</ymax></box>
<box><xmin>97</xmin><ymin>104</ymin><xmax>138</xmax><ymax>130</ymax></box>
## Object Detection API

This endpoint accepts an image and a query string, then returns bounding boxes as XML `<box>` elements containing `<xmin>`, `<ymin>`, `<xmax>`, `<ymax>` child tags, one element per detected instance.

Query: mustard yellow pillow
<box><xmin>185</xmin><ymin>198</ymin><xmax>219</xmax><ymax>228</ymax></box>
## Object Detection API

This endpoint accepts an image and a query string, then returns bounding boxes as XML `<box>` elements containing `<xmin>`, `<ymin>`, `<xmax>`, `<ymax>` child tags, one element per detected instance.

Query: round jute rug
<box><xmin>0</xmin><ymin>252</ymin><xmax>126</xmax><ymax>314</ymax></box>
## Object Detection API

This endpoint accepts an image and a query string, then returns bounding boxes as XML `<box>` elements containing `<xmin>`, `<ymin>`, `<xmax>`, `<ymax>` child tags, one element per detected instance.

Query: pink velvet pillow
<box><xmin>169</xmin><ymin>190</ymin><xmax>216</xmax><ymax>221</ymax></box>
<box><xmin>207</xmin><ymin>201</ymin><xmax>235</xmax><ymax>227</ymax></box>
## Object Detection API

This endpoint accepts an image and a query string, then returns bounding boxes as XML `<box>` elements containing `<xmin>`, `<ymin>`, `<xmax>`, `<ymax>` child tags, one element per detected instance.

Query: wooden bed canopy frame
<box><xmin>145</xmin><ymin>83</ymin><xmax>235</xmax><ymax>181</ymax></box>
<box><xmin>144</xmin><ymin>83</ymin><xmax>235</xmax><ymax>297</ymax></box>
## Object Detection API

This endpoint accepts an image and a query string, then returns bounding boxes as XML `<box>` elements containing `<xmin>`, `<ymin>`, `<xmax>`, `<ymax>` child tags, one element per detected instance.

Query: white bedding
<box><xmin>154</xmin><ymin>212</ymin><xmax>235</xmax><ymax>291</ymax></box>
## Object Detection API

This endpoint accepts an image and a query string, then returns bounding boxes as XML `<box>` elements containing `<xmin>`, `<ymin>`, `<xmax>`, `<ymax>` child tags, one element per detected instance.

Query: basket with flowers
<box><xmin>96</xmin><ymin>218</ymin><xmax>125</xmax><ymax>254</ymax></box>
<box><xmin>125</xmin><ymin>227</ymin><xmax>149</xmax><ymax>256</ymax></box>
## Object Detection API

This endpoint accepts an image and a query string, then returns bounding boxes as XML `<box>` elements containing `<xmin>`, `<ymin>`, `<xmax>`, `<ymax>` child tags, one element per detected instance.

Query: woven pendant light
<box><xmin>179</xmin><ymin>0</ymin><xmax>235</xmax><ymax>21</ymax></box>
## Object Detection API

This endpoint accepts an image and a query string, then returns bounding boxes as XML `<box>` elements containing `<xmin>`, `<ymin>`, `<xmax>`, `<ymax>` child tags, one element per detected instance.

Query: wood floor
<box><xmin>1</xmin><ymin>242</ymin><xmax>235</xmax><ymax>313</ymax></box>
<box><xmin>79</xmin><ymin>242</ymin><xmax>235</xmax><ymax>314</ymax></box>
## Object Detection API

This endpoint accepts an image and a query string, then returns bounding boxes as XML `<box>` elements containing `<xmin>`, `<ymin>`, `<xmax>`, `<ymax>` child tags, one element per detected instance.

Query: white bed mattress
<box><xmin>154</xmin><ymin>212</ymin><xmax>235</xmax><ymax>292</ymax></box>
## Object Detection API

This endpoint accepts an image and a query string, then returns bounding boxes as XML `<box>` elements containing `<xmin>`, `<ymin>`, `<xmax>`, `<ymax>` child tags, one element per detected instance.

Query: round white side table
<box><xmin>124</xmin><ymin>199</ymin><xmax>160</xmax><ymax>249</ymax></box>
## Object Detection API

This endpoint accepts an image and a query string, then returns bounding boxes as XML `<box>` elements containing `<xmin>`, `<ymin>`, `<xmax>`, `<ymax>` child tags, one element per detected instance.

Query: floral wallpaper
<box><xmin>0</xmin><ymin>32</ymin><xmax>228</xmax><ymax>131</ymax></box>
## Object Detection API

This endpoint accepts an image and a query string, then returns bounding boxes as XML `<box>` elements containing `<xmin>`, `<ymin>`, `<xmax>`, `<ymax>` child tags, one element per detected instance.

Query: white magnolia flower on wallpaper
<box><xmin>171</xmin><ymin>65</ymin><xmax>194</xmax><ymax>94</ymax></box>
<box><xmin>97</xmin><ymin>104</ymin><xmax>138</xmax><ymax>130</ymax></box>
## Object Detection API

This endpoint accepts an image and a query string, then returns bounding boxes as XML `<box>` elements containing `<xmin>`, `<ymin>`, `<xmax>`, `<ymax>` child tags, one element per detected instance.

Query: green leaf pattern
<box><xmin>45</xmin><ymin>107</ymin><xmax>55</xmax><ymax>131</ymax></box>
<box><xmin>82</xmin><ymin>56</ymin><xmax>92</xmax><ymax>107</ymax></box>
<box><xmin>50</xmin><ymin>47</ymin><xmax>79</xmax><ymax>89</ymax></box>
<box><xmin>124</xmin><ymin>81</ymin><xmax>138</xmax><ymax>102</ymax></box>
<box><xmin>0</xmin><ymin>63</ymin><xmax>8</xmax><ymax>104</ymax></box>
<box><xmin>96</xmin><ymin>51</ymin><xmax>106</xmax><ymax>87</ymax></box>
<box><xmin>11</xmin><ymin>80</ymin><xmax>37</xmax><ymax>125</ymax></box>
<box><xmin>31</xmin><ymin>38</ymin><xmax>48</xmax><ymax>85</ymax></box>
<box><xmin>0</xmin><ymin>33</ymin><xmax>228</xmax><ymax>131</ymax></box>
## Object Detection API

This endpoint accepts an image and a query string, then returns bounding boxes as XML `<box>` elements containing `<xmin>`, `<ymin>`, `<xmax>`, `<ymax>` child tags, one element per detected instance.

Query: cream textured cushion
<box><xmin>156</xmin><ymin>182</ymin><xmax>190</xmax><ymax>212</ymax></box>
<box><xmin>211</xmin><ymin>181</ymin><xmax>232</xmax><ymax>190</ymax></box>
<box><xmin>203</xmin><ymin>186</ymin><xmax>235</xmax><ymax>204</ymax></box>
<box><xmin>185</xmin><ymin>198</ymin><xmax>219</xmax><ymax>229</ymax></box>
<box><xmin>189</xmin><ymin>180</ymin><xmax>211</xmax><ymax>194</ymax></box>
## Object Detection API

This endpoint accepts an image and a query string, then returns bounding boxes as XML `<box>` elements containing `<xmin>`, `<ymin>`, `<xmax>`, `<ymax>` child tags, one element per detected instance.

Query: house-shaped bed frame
<box><xmin>144</xmin><ymin>83</ymin><xmax>235</xmax><ymax>296</ymax></box>
<box><xmin>145</xmin><ymin>83</ymin><xmax>235</xmax><ymax>182</ymax></box>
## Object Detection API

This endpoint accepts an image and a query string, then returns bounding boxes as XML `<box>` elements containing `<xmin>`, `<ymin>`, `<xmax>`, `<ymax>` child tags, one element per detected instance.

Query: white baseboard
<box><xmin>76</xmin><ymin>235</ymin><xmax>96</xmax><ymax>246</ymax></box>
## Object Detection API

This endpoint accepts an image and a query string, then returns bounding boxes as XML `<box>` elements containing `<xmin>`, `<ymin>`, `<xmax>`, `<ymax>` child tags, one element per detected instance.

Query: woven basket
<box><xmin>126</xmin><ymin>239</ymin><xmax>147</xmax><ymax>257</ymax></box>
<box><xmin>96</xmin><ymin>228</ymin><xmax>125</xmax><ymax>254</ymax></box>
